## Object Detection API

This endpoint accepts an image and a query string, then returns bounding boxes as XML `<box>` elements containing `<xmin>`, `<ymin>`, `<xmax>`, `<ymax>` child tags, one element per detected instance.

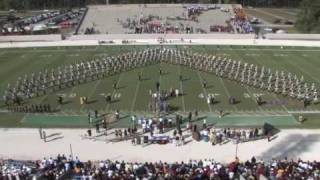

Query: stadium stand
<box><xmin>1</xmin><ymin>155</ymin><xmax>319</xmax><ymax>179</ymax></box>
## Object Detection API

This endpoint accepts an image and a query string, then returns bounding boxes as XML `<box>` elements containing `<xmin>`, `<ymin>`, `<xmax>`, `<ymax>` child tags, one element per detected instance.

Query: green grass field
<box><xmin>0</xmin><ymin>45</ymin><xmax>320</xmax><ymax>128</ymax></box>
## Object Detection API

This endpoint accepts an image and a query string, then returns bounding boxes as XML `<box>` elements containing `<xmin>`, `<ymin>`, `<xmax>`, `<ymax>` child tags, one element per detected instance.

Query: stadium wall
<box><xmin>0</xmin><ymin>35</ymin><xmax>62</xmax><ymax>42</ymax></box>
<box><xmin>265</xmin><ymin>34</ymin><xmax>320</xmax><ymax>41</ymax></box>
<box><xmin>1</xmin><ymin>34</ymin><xmax>320</xmax><ymax>48</ymax></box>
<box><xmin>69</xmin><ymin>34</ymin><xmax>256</xmax><ymax>40</ymax></box>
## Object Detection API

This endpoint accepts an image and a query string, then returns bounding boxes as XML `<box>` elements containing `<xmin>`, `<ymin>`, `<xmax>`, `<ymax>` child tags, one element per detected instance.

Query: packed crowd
<box><xmin>1</xmin><ymin>154</ymin><xmax>320</xmax><ymax>179</ymax></box>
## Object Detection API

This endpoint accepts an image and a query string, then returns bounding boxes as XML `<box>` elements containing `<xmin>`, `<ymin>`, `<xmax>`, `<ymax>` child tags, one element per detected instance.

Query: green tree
<box><xmin>295</xmin><ymin>0</ymin><xmax>320</xmax><ymax>33</ymax></box>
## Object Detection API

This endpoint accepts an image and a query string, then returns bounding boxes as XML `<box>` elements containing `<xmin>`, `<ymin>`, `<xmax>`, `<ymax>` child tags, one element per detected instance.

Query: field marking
<box><xmin>218</xmin><ymin>78</ymin><xmax>238</xmax><ymax>111</ymax></box>
<box><xmin>245</xmin><ymin>53</ymin><xmax>260</xmax><ymax>56</ymax></box>
<box><xmin>105</xmin><ymin>74</ymin><xmax>123</xmax><ymax>112</ymax></box>
<box><xmin>273</xmin><ymin>53</ymin><xmax>288</xmax><ymax>57</ymax></box>
<box><xmin>196</xmin><ymin>71</ymin><xmax>212</xmax><ymax>112</ymax></box>
<box><xmin>38</xmin><ymin>93</ymin><xmax>49</xmax><ymax>104</ymax></box>
<box><xmin>244</xmin><ymin>86</ymin><xmax>264</xmax><ymax>111</ymax></box>
<box><xmin>179</xmin><ymin>66</ymin><xmax>186</xmax><ymax>112</ymax></box>
<box><xmin>19</xmin><ymin>114</ymin><xmax>28</xmax><ymax>123</ymax></box>
<box><xmin>0</xmin><ymin>51</ymin><xmax>6</xmax><ymax>56</ymax></box>
<box><xmin>130</xmin><ymin>69</ymin><xmax>143</xmax><ymax>112</ymax></box>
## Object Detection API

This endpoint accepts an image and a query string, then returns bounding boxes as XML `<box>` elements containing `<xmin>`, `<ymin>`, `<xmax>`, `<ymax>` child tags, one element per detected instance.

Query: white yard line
<box><xmin>130</xmin><ymin>69</ymin><xmax>143</xmax><ymax>112</ymax></box>
<box><xmin>179</xmin><ymin>66</ymin><xmax>186</xmax><ymax>112</ymax></box>
<box><xmin>218</xmin><ymin>78</ymin><xmax>238</xmax><ymax>111</ymax></box>
<box><xmin>196</xmin><ymin>71</ymin><xmax>212</xmax><ymax>112</ymax></box>
<box><xmin>38</xmin><ymin>93</ymin><xmax>49</xmax><ymax>104</ymax></box>
<box><xmin>19</xmin><ymin>114</ymin><xmax>28</xmax><ymax>123</ymax></box>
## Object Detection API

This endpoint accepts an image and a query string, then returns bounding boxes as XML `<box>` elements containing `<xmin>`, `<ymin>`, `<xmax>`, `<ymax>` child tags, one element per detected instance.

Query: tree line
<box><xmin>0</xmin><ymin>0</ymin><xmax>306</xmax><ymax>10</ymax></box>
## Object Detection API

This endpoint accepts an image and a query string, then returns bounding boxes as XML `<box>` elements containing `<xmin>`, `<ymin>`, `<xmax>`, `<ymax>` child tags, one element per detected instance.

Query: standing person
<box><xmin>303</xmin><ymin>98</ymin><xmax>309</xmax><ymax>108</ymax></box>
<box><xmin>219</xmin><ymin>109</ymin><xmax>223</xmax><ymax>118</ymax></box>
<box><xmin>138</xmin><ymin>72</ymin><xmax>142</xmax><ymax>81</ymax></box>
<box><xmin>267</xmin><ymin>131</ymin><xmax>271</xmax><ymax>142</ymax></box>
<box><xmin>188</xmin><ymin>112</ymin><xmax>192</xmax><ymax>122</ymax></box>
<box><xmin>131</xmin><ymin>115</ymin><xmax>136</xmax><ymax>128</ymax></box>
<box><xmin>83</xmin><ymin>96</ymin><xmax>88</xmax><ymax>104</ymax></box>
<box><xmin>87</xmin><ymin>129</ymin><xmax>92</xmax><ymax>136</ymax></box>
<box><xmin>159</xmin><ymin>68</ymin><xmax>162</xmax><ymax>76</ymax></box>
<box><xmin>89</xmin><ymin>116</ymin><xmax>93</xmax><ymax>125</ymax></box>
<box><xmin>94</xmin><ymin>110</ymin><xmax>99</xmax><ymax>118</ymax></box>
<box><xmin>203</xmin><ymin>79</ymin><xmax>207</xmax><ymax>88</ymax></box>
<box><xmin>194</xmin><ymin>110</ymin><xmax>198</xmax><ymax>119</ymax></box>
<box><xmin>115</xmin><ymin>110</ymin><xmax>120</xmax><ymax>121</ymax></box>
<box><xmin>39</xmin><ymin>127</ymin><xmax>43</xmax><ymax>139</ymax></box>
<box><xmin>43</xmin><ymin>130</ymin><xmax>46</xmax><ymax>142</ymax></box>
<box><xmin>113</xmin><ymin>81</ymin><xmax>117</xmax><ymax>90</ymax></box>
<box><xmin>58</xmin><ymin>96</ymin><xmax>63</xmax><ymax>105</ymax></box>
<box><xmin>256</xmin><ymin>96</ymin><xmax>262</xmax><ymax>106</ymax></box>
<box><xmin>156</xmin><ymin>81</ymin><xmax>160</xmax><ymax>92</ymax></box>
<box><xmin>203</xmin><ymin>119</ymin><xmax>207</xmax><ymax>129</ymax></box>
<box><xmin>88</xmin><ymin>112</ymin><xmax>91</xmax><ymax>124</ymax></box>
<box><xmin>80</xmin><ymin>97</ymin><xmax>83</xmax><ymax>105</ymax></box>
<box><xmin>103</xmin><ymin>116</ymin><xmax>108</xmax><ymax>136</ymax></box>
<box><xmin>176</xmin><ymin>115</ymin><xmax>181</xmax><ymax>131</ymax></box>
<box><xmin>96</xmin><ymin>123</ymin><xmax>100</xmax><ymax>133</ymax></box>
<box><xmin>105</xmin><ymin>93</ymin><xmax>111</xmax><ymax>104</ymax></box>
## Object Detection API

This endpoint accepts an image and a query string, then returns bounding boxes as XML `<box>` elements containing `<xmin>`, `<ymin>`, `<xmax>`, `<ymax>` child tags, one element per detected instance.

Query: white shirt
<box><xmin>107</xmin><ymin>170</ymin><xmax>113</xmax><ymax>177</ymax></box>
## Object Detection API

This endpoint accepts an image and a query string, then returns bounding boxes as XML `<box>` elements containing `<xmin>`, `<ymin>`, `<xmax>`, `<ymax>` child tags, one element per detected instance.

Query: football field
<box><xmin>0</xmin><ymin>45</ymin><xmax>320</xmax><ymax>128</ymax></box>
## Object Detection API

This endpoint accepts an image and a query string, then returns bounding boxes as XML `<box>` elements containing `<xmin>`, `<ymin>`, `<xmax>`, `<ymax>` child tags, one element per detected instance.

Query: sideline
<box><xmin>2</xmin><ymin>39</ymin><xmax>320</xmax><ymax>49</ymax></box>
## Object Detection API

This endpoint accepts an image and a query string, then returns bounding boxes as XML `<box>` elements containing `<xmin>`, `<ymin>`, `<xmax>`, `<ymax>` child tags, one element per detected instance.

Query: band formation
<box><xmin>3</xmin><ymin>48</ymin><xmax>319</xmax><ymax>109</ymax></box>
